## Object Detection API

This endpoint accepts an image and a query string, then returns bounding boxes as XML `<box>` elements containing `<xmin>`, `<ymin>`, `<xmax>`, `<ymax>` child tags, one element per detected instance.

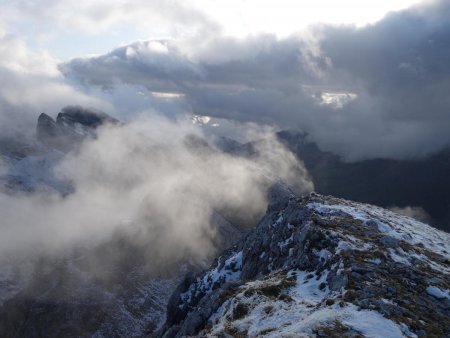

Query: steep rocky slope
<box><xmin>0</xmin><ymin>257</ymin><xmax>182</xmax><ymax>337</ymax></box>
<box><xmin>0</xmin><ymin>213</ymin><xmax>245</xmax><ymax>338</ymax></box>
<box><xmin>158</xmin><ymin>194</ymin><xmax>450</xmax><ymax>338</ymax></box>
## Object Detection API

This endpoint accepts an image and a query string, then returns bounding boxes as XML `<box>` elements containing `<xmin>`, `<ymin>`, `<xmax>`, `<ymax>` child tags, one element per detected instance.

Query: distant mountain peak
<box><xmin>36</xmin><ymin>106</ymin><xmax>119</xmax><ymax>151</ymax></box>
<box><xmin>56</xmin><ymin>105</ymin><xmax>119</xmax><ymax>129</ymax></box>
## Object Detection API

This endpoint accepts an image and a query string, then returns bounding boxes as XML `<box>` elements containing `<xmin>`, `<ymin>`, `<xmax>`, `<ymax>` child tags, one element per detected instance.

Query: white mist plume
<box><xmin>0</xmin><ymin>115</ymin><xmax>313</xmax><ymax>269</ymax></box>
<box><xmin>389</xmin><ymin>206</ymin><xmax>432</xmax><ymax>224</ymax></box>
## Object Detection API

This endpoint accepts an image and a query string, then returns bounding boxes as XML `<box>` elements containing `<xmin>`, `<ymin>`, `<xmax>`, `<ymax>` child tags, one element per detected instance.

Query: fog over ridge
<box><xmin>0</xmin><ymin>114</ymin><xmax>313</xmax><ymax>267</ymax></box>
<box><xmin>0</xmin><ymin>0</ymin><xmax>448</xmax><ymax>262</ymax></box>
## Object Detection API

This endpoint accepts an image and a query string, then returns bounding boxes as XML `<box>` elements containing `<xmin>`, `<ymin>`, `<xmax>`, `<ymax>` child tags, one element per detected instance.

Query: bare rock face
<box><xmin>158</xmin><ymin>193</ymin><xmax>450</xmax><ymax>338</ymax></box>
<box><xmin>1</xmin><ymin>107</ymin><xmax>120</xmax><ymax>194</ymax></box>
<box><xmin>36</xmin><ymin>113</ymin><xmax>61</xmax><ymax>141</ymax></box>
<box><xmin>36</xmin><ymin>112</ymin><xmax>80</xmax><ymax>151</ymax></box>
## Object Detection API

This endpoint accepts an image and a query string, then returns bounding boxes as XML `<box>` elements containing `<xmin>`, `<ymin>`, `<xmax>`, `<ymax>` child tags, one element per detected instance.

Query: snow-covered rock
<box><xmin>158</xmin><ymin>193</ymin><xmax>450</xmax><ymax>338</ymax></box>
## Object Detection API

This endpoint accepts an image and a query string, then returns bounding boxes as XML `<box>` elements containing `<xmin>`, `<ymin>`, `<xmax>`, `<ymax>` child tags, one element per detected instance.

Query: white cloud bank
<box><xmin>0</xmin><ymin>116</ymin><xmax>313</xmax><ymax>267</ymax></box>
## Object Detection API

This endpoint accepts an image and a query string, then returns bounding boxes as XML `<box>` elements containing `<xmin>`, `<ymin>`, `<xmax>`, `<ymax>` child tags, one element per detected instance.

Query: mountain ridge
<box><xmin>157</xmin><ymin>193</ymin><xmax>450</xmax><ymax>338</ymax></box>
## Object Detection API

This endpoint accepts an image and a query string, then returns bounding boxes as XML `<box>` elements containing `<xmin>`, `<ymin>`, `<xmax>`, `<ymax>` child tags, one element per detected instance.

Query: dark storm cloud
<box><xmin>313</xmin><ymin>0</ymin><xmax>450</xmax><ymax>158</ymax></box>
<box><xmin>63</xmin><ymin>40</ymin><xmax>206</xmax><ymax>93</ymax></box>
<box><xmin>61</xmin><ymin>0</ymin><xmax>450</xmax><ymax>160</ymax></box>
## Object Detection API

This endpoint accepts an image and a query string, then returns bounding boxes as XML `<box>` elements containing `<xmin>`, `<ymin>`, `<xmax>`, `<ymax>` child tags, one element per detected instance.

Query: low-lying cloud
<box><xmin>0</xmin><ymin>115</ymin><xmax>313</xmax><ymax>270</ymax></box>
<box><xmin>389</xmin><ymin>205</ymin><xmax>432</xmax><ymax>224</ymax></box>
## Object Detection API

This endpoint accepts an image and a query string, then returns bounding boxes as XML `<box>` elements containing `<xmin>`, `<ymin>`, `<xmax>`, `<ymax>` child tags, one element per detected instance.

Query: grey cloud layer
<box><xmin>62</xmin><ymin>0</ymin><xmax>450</xmax><ymax>160</ymax></box>
<box><xmin>65</xmin><ymin>41</ymin><xmax>205</xmax><ymax>92</ymax></box>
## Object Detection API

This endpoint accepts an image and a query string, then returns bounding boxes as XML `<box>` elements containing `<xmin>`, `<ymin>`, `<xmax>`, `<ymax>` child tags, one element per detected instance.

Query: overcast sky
<box><xmin>1</xmin><ymin>0</ymin><xmax>422</xmax><ymax>59</ymax></box>
<box><xmin>1</xmin><ymin>0</ymin><xmax>449</xmax><ymax>160</ymax></box>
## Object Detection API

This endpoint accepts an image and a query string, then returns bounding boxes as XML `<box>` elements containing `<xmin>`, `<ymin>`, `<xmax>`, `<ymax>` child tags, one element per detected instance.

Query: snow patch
<box><xmin>343</xmin><ymin>306</ymin><xmax>406</xmax><ymax>338</ymax></box>
<box><xmin>426</xmin><ymin>285</ymin><xmax>450</xmax><ymax>300</ymax></box>
<box><xmin>181</xmin><ymin>251</ymin><xmax>243</xmax><ymax>303</ymax></box>
<box><xmin>307</xmin><ymin>201</ymin><xmax>450</xmax><ymax>265</ymax></box>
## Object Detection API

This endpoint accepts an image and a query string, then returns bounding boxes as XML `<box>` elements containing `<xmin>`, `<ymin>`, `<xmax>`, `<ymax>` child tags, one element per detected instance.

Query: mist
<box><xmin>389</xmin><ymin>205</ymin><xmax>432</xmax><ymax>224</ymax></box>
<box><xmin>0</xmin><ymin>115</ymin><xmax>313</xmax><ymax>271</ymax></box>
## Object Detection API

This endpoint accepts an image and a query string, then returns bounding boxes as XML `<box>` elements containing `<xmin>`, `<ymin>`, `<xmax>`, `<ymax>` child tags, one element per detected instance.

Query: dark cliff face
<box><xmin>158</xmin><ymin>194</ymin><xmax>450</xmax><ymax>338</ymax></box>
<box><xmin>56</xmin><ymin>106</ymin><xmax>119</xmax><ymax>129</ymax></box>
<box><xmin>36</xmin><ymin>113</ymin><xmax>60</xmax><ymax>140</ymax></box>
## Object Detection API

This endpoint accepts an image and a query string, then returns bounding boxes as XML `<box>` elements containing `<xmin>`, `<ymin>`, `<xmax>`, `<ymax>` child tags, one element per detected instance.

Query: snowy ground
<box><xmin>184</xmin><ymin>195</ymin><xmax>450</xmax><ymax>338</ymax></box>
<box><xmin>206</xmin><ymin>269</ymin><xmax>415</xmax><ymax>338</ymax></box>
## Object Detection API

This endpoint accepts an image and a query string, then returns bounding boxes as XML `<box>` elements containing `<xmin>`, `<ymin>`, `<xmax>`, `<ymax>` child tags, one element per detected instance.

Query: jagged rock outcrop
<box><xmin>158</xmin><ymin>194</ymin><xmax>450</xmax><ymax>338</ymax></box>
<box><xmin>36</xmin><ymin>106</ymin><xmax>119</xmax><ymax>151</ymax></box>
<box><xmin>36</xmin><ymin>113</ymin><xmax>62</xmax><ymax>141</ymax></box>
<box><xmin>56</xmin><ymin>105</ymin><xmax>118</xmax><ymax>129</ymax></box>
<box><xmin>36</xmin><ymin>112</ymin><xmax>80</xmax><ymax>151</ymax></box>
<box><xmin>0</xmin><ymin>107</ymin><xmax>120</xmax><ymax>193</ymax></box>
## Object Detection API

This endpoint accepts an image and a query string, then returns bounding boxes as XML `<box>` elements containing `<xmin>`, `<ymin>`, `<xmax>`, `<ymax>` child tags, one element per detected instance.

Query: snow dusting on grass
<box><xmin>206</xmin><ymin>267</ymin><xmax>413</xmax><ymax>338</ymax></box>
<box><xmin>176</xmin><ymin>195</ymin><xmax>449</xmax><ymax>338</ymax></box>
<box><xmin>181</xmin><ymin>251</ymin><xmax>243</xmax><ymax>303</ymax></box>
<box><xmin>307</xmin><ymin>201</ymin><xmax>450</xmax><ymax>261</ymax></box>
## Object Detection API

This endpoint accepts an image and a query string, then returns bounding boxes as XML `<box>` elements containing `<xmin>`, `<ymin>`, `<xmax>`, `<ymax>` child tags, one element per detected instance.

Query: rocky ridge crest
<box><xmin>158</xmin><ymin>193</ymin><xmax>450</xmax><ymax>337</ymax></box>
